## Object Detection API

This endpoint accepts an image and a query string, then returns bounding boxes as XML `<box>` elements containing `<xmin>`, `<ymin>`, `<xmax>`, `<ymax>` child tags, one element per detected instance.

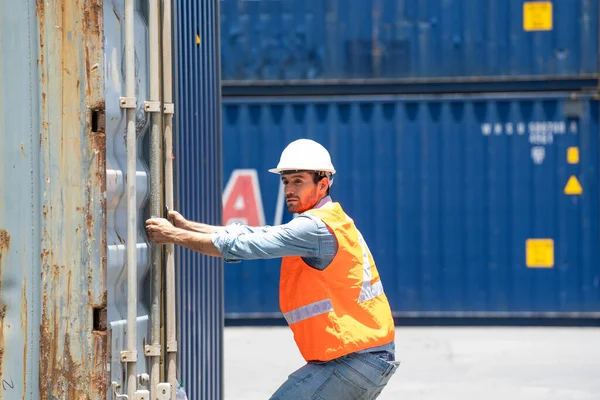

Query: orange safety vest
<box><xmin>279</xmin><ymin>202</ymin><xmax>395</xmax><ymax>362</ymax></box>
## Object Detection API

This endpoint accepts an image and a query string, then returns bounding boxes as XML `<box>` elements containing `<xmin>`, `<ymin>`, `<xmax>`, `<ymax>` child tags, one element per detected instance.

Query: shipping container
<box><xmin>222</xmin><ymin>93</ymin><xmax>600</xmax><ymax>319</ymax></box>
<box><xmin>0</xmin><ymin>0</ymin><xmax>223</xmax><ymax>398</ymax></box>
<box><xmin>220</xmin><ymin>0</ymin><xmax>599</xmax><ymax>93</ymax></box>
<box><xmin>174</xmin><ymin>0</ymin><xmax>225</xmax><ymax>398</ymax></box>
<box><xmin>0</xmin><ymin>0</ymin><xmax>107</xmax><ymax>398</ymax></box>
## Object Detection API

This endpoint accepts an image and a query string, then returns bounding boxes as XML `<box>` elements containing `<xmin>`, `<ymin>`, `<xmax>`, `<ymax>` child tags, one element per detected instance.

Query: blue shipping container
<box><xmin>220</xmin><ymin>0</ymin><xmax>598</xmax><ymax>83</ymax></box>
<box><xmin>174</xmin><ymin>0</ymin><xmax>224</xmax><ymax>398</ymax></box>
<box><xmin>222</xmin><ymin>93</ymin><xmax>600</xmax><ymax>318</ymax></box>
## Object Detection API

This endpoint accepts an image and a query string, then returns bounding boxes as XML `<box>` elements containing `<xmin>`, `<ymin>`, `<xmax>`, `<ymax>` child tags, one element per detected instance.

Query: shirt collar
<box><xmin>313</xmin><ymin>195</ymin><xmax>332</xmax><ymax>209</ymax></box>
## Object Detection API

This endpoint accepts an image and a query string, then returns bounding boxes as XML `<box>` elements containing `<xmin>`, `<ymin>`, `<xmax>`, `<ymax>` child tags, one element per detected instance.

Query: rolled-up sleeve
<box><xmin>211</xmin><ymin>216</ymin><xmax>330</xmax><ymax>263</ymax></box>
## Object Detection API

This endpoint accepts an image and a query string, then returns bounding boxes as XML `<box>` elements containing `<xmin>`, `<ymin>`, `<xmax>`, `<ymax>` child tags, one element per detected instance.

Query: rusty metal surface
<box><xmin>0</xmin><ymin>0</ymin><xmax>107</xmax><ymax>398</ymax></box>
<box><xmin>36</xmin><ymin>0</ymin><xmax>107</xmax><ymax>397</ymax></box>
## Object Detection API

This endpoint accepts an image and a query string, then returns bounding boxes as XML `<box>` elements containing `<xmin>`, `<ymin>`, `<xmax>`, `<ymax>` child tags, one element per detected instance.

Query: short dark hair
<box><xmin>311</xmin><ymin>171</ymin><xmax>330</xmax><ymax>196</ymax></box>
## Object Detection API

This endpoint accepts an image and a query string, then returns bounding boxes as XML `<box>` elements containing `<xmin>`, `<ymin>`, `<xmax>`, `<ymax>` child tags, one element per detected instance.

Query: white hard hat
<box><xmin>269</xmin><ymin>139</ymin><xmax>336</xmax><ymax>175</ymax></box>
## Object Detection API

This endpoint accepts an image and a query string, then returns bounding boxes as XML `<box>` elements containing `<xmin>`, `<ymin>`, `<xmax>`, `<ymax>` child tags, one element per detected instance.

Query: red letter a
<box><xmin>223</xmin><ymin>169</ymin><xmax>265</xmax><ymax>226</ymax></box>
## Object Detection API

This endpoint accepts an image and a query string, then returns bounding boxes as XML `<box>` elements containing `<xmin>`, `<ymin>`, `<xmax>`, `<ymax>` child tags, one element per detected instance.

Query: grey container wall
<box><xmin>222</xmin><ymin>93</ymin><xmax>600</xmax><ymax>319</ymax></box>
<box><xmin>220</xmin><ymin>0</ymin><xmax>598</xmax><ymax>86</ymax></box>
<box><xmin>0</xmin><ymin>0</ymin><xmax>107</xmax><ymax>398</ymax></box>
<box><xmin>103</xmin><ymin>0</ymin><xmax>154</xmax><ymax>386</ymax></box>
<box><xmin>174</xmin><ymin>0</ymin><xmax>224</xmax><ymax>399</ymax></box>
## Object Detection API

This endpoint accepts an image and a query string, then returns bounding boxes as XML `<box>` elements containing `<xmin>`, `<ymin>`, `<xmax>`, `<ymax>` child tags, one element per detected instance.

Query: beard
<box><xmin>285</xmin><ymin>197</ymin><xmax>301</xmax><ymax>213</ymax></box>
<box><xmin>285</xmin><ymin>189</ymin><xmax>319</xmax><ymax>214</ymax></box>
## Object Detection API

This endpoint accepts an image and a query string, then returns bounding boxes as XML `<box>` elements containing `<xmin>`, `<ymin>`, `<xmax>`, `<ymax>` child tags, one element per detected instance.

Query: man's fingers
<box><xmin>146</xmin><ymin>217</ymin><xmax>169</xmax><ymax>226</ymax></box>
<box><xmin>167</xmin><ymin>210</ymin><xmax>181</xmax><ymax>222</ymax></box>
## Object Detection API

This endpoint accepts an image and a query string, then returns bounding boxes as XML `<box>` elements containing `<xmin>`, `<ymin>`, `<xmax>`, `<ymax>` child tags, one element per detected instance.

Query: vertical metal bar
<box><xmin>162</xmin><ymin>0</ymin><xmax>177</xmax><ymax>398</ymax></box>
<box><xmin>124</xmin><ymin>0</ymin><xmax>138</xmax><ymax>398</ymax></box>
<box><xmin>148</xmin><ymin>0</ymin><xmax>163</xmax><ymax>398</ymax></box>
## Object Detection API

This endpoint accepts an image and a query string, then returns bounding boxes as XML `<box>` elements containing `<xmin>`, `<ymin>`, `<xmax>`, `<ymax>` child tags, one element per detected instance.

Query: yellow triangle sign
<box><xmin>564</xmin><ymin>175</ymin><xmax>583</xmax><ymax>195</ymax></box>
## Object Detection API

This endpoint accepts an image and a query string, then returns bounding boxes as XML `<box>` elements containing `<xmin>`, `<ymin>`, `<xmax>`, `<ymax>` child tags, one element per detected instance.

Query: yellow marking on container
<box><xmin>526</xmin><ymin>239</ymin><xmax>554</xmax><ymax>268</ymax></box>
<box><xmin>196</xmin><ymin>34</ymin><xmax>201</xmax><ymax>45</ymax></box>
<box><xmin>523</xmin><ymin>2</ymin><xmax>553</xmax><ymax>31</ymax></box>
<box><xmin>564</xmin><ymin>175</ymin><xmax>583</xmax><ymax>195</ymax></box>
<box><xmin>567</xmin><ymin>147</ymin><xmax>579</xmax><ymax>164</ymax></box>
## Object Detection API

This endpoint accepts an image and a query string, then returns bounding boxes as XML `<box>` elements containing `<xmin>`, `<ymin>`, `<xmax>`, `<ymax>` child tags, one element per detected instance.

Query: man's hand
<box><xmin>146</xmin><ymin>216</ymin><xmax>222</xmax><ymax>257</ymax></box>
<box><xmin>146</xmin><ymin>217</ymin><xmax>177</xmax><ymax>244</ymax></box>
<box><xmin>167</xmin><ymin>210</ymin><xmax>189</xmax><ymax>229</ymax></box>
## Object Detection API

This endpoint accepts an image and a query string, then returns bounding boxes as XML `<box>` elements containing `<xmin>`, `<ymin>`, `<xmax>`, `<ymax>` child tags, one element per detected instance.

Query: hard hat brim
<box><xmin>268</xmin><ymin>167</ymin><xmax>336</xmax><ymax>175</ymax></box>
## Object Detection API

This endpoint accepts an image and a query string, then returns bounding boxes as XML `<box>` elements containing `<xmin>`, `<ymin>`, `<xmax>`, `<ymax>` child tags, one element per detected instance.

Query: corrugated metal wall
<box><xmin>220</xmin><ymin>0</ymin><xmax>598</xmax><ymax>82</ymax></box>
<box><xmin>174</xmin><ymin>0</ymin><xmax>224</xmax><ymax>398</ymax></box>
<box><xmin>103</xmin><ymin>0</ymin><xmax>154</xmax><ymax>387</ymax></box>
<box><xmin>0</xmin><ymin>0</ymin><xmax>107</xmax><ymax>398</ymax></box>
<box><xmin>221</xmin><ymin>94</ymin><xmax>600</xmax><ymax>318</ymax></box>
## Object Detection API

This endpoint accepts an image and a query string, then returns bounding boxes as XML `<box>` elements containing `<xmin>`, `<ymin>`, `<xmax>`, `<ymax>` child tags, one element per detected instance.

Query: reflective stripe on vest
<box><xmin>282</xmin><ymin>232</ymin><xmax>384</xmax><ymax>325</ymax></box>
<box><xmin>357</xmin><ymin>232</ymin><xmax>384</xmax><ymax>303</ymax></box>
<box><xmin>283</xmin><ymin>298</ymin><xmax>333</xmax><ymax>325</ymax></box>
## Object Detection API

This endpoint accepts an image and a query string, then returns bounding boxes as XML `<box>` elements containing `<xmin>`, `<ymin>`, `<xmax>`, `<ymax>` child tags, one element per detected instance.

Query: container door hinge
<box><xmin>144</xmin><ymin>101</ymin><xmax>161</xmax><ymax>113</ymax></box>
<box><xmin>120</xmin><ymin>97</ymin><xmax>137</xmax><ymax>109</ymax></box>
<box><xmin>166</xmin><ymin>341</ymin><xmax>177</xmax><ymax>352</ymax></box>
<box><xmin>134</xmin><ymin>390</ymin><xmax>150</xmax><ymax>400</ymax></box>
<box><xmin>144</xmin><ymin>344</ymin><xmax>161</xmax><ymax>357</ymax></box>
<box><xmin>163</xmin><ymin>103</ymin><xmax>175</xmax><ymax>114</ymax></box>
<box><xmin>120</xmin><ymin>350</ymin><xmax>138</xmax><ymax>362</ymax></box>
<box><xmin>157</xmin><ymin>383</ymin><xmax>172</xmax><ymax>400</ymax></box>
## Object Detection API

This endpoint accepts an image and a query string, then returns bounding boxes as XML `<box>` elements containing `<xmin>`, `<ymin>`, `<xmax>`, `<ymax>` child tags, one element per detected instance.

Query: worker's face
<box><xmin>281</xmin><ymin>172</ymin><xmax>328</xmax><ymax>214</ymax></box>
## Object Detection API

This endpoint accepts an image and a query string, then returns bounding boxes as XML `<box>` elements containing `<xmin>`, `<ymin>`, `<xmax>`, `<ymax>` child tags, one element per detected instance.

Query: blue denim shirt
<box><xmin>212</xmin><ymin>196</ymin><xmax>337</xmax><ymax>269</ymax></box>
<box><xmin>211</xmin><ymin>196</ymin><xmax>395</xmax><ymax>356</ymax></box>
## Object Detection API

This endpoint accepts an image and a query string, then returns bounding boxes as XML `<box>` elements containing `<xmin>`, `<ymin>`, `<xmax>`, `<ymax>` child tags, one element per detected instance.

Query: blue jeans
<box><xmin>269</xmin><ymin>352</ymin><xmax>399</xmax><ymax>400</ymax></box>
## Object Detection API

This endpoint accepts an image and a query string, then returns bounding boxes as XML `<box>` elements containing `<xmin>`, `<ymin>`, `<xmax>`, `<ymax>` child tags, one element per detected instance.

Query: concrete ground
<box><xmin>224</xmin><ymin>326</ymin><xmax>600</xmax><ymax>400</ymax></box>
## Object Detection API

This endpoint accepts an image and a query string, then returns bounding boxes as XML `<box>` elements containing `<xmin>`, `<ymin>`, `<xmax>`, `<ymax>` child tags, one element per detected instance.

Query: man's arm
<box><xmin>169</xmin><ymin>210</ymin><xmax>275</xmax><ymax>235</ymax></box>
<box><xmin>182</xmin><ymin>221</ymin><xmax>221</xmax><ymax>234</ymax></box>
<box><xmin>146</xmin><ymin>218</ymin><xmax>222</xmax><ymax>257</ymax></box>
<box><xmin>213</xmin><ymin>215</ymin><xmax>336</xmax><ymax>262</ymax></box>
<box><xmin>171</xmin><ymin>229</ymin><xmax>222</xmax><ymax>257</ymax></box>
<box><xmin>169</xmin><ymin>210</ymin><xmax>221</xmax><ymax>234</ymax></box>
<box><xmin>146</xmin><ymin>214</ymin><xmax>336</xmax><ymax>265</ymax></box>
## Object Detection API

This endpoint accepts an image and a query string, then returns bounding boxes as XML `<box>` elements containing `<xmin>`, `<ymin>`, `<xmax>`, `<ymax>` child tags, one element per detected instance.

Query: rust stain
<box><xmin>36</xmin><ymin>0</ymin><xmax>107</xmax><ymax>397</ymax></box>
<box><xmin>0</xmin><ymin>229</ymin><xmax>10</xmax><ymax>252</ymax></box>
<box><xmin>0</xmin><ymin>229</ymin><xmax>10</xmax><ymax>381</ymax></box>
<box><xmin>91</xmin><ymin>331</ymin><xmax>108</xmax><ymax>396</ymax></box>
<box><xmin>39</xmin><ymin>301</ymin><xmax>50</xmax><ymax>400</ymax></box>
<box><xmin>85</xmin><ymin>46</ymin><xmax>91</xmax><ymax>97</ymax></box>
<box><xmin>85</xmin><ymin>185</ymin><xmax>94</xmax><ymax>236</ymax></box>
<box><xmin>62</xmin><ymin>334</ymin><xmax>87</xmax><ymax>400</ymax></box>
<box><xmin>36</xmin><ymin>0</ymin><xmax>47</xmax><ymax>146</ymax></box>
<box><xmin>40</xmin><ymin>247</ymin><xmax>49</xmax><ymax>262</ymax></box>
<box><xmin>20</xmin><ymin>143</ymin><xmax>26</xmax><ymax>158</ymax></box>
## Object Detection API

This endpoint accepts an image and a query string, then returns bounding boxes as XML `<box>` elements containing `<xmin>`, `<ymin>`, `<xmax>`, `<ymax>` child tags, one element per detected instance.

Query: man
<box><xmin>146</xmin><ymin>139</ymin><xmax>398</xmax><ymax>399</ymax></box>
